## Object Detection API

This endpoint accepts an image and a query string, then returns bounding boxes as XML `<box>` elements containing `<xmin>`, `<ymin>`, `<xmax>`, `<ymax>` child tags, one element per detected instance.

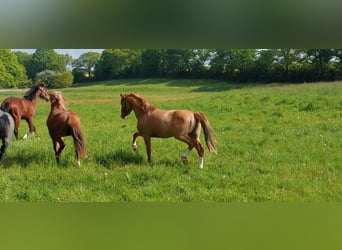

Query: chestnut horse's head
<box><xmin>37</xmin><ymin>83</ymin><xmax>50</xmax><ymax>102</ymax></box>
<box><xmin>120</xmin><ymin>94</ymin><xmax>133</xmax><ymax>119</ymax></box>
<box><xmin>49</xmin><ymin>91</ymin><xmax>67</xmax><ymax>111</ymax></box>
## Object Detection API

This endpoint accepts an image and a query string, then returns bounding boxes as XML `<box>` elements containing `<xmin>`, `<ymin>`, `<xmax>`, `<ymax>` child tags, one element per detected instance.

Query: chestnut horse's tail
<box><xmin>194</xmin><ymin>112</ymin><xmax>217</xmax><ymax>153</ymax></box>
<box><xmin>69</xmin><ymin>115</ymin><xmax>88</xmax><ymax>159</ymax></box>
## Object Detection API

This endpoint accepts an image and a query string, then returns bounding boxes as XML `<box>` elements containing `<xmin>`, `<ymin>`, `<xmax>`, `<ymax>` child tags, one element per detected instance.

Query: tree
<box><xmin>26</xmin><ymin>49</ymin><xmax>73</xmax><ymax>80</ymax></box>
<box><xmin>0</xmin><ymin>49</ymin><xmax>29</xmax><ymax>87</ymax></box>
<box><xmin>35</xmin><ymin>70</ymin><xmax>73</xmax><ymax>88</ymax></box>
<box><xmin>158</xmin><ymin>49</ymin><xmax>193</xmax><ymax>77</ymax></box>
<box><xmin>14</xmin><ymin>51</ymin><xmax>32</xmax><ymax>70</ymax></box>
<box><xmin>306</xmin><ymin>49</ymin><xmax>335</xmax><ymax>80</ymax></box>
<box><xmin>190</xmin><ymin>49</ymin><xmax>213</xmax><ymax>77</ymax></box>
<box><xmin>53</xmin><ymin>71</ymin><xmax>74</xmax><ymax>88</ymax></box>
<box><xmin>141</xmin><ymin>49</ymin><xmax>162</xmax><ymax>77</ymax></box>
<box><xmin>95</xmin><ymin>49</ymin><xmax>142</xmax><ymax>80</ymax></box>
<box><xmin>73</xmin><ymin>52</ymin><xmax>101</xmax><ymax>80</ymax></box>
<box><xmin>209</xmin><ymin>49</ymin><xmax>256</xmax><ymax>81</ymax></box>
<box><xmin>273</xmin><ymin>49</ymin><xmax>303</xmax><ymax>81</ymax></box>
<box><xmin>35</xmin><ymin>70</ymin><xmax>56</xmax><ymax>88</ymax></box>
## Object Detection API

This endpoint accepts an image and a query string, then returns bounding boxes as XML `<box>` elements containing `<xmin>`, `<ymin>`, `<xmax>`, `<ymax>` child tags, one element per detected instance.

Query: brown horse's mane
<box><xmin>24</xmin><ymin>84</ymin><xmax>46</xmax><ymax>101</ymax></box>
<box><xmin>127</xmin><ymin>93</ymin><xmax>155</xmax><ymax>114</ymax></box>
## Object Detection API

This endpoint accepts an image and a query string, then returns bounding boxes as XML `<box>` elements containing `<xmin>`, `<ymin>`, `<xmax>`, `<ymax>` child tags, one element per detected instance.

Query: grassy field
<box><xmin>0</xmin><ymin>79</ymin><xmax>342</xmax><ymax>201</ymax></box>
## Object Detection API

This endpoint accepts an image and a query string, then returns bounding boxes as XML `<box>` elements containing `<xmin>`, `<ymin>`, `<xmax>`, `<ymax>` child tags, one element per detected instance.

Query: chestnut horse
<box><xmin>120</xmin><ymin>93</ymin><xmax>217</xmax><ymax>168</ymax></box>
<box><xmin>1</xmin><ymin>83</ymin><xmax>50</xmax><ymax>139</ymax></box>
<box><xmin>46</xmin><ymin>92</ymin><xmax>87</xmax><ymax>166</ymax></box>
<box><xmin>0</xmin><ymin>106</ymin><xmax>14</xmax><ymax>160</ymax></box>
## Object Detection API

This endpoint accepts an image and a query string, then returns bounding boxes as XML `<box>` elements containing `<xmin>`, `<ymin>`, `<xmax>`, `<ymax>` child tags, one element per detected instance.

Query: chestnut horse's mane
<box><xmin>52</xmin><ymin>91</ymin><xmax>67</xmax><ymax>111</ymax></box>
<box><xmin>127</xmin><ymin>93</ymin><xmax>155</xmax><ymax>114</ymax></box>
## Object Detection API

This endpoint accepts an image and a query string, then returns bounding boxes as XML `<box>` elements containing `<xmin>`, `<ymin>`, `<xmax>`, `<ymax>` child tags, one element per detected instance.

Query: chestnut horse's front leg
<box><xmin>142</xmin><ymin>135</ymin><xmax>152</xmax><ymax>164</ymax></box>
<box><xmin>132</xmin><ymin>132</ymin><xmax>141</xmax><ymax>151</ymax></box>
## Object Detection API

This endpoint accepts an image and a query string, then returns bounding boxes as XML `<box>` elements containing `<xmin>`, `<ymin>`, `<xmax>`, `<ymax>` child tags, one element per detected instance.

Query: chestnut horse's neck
<box><xmin>51</xmin><ymin>98</ymin><xmax>67</xmax><ymax>112</ymax></box>
<box><xmin>128</xmin><ymin>94</ymin><xmax>155</xmax><ymax>119</ymax></box>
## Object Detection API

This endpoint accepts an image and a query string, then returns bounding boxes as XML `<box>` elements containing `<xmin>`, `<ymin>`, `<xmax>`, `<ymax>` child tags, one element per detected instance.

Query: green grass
<box><xmin>1</xmin><ymin>79</ymin><xmax>342</xmax><ymax>201</ymax></box>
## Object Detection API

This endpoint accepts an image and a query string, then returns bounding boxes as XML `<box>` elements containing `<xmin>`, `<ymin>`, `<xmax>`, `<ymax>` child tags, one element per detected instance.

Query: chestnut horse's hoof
<box><xmin>182</xmin><ymin>156</ymin><xmax>188</xmax><ymax>164</ymax></box>
<box><xmin>132</xmin><ymin>145</ymin><xmax>138</xmax><ymax>152</ymax></box>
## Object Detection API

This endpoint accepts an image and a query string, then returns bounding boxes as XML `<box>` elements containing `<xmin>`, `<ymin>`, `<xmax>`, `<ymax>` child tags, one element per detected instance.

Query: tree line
<box><xmin>1</xmin><ymin>49</ymin><xmax>342</xmax><ymax>88</ymax></box>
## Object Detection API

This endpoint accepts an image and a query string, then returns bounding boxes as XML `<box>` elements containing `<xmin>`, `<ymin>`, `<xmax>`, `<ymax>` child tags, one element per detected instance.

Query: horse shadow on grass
<box><xmin>96</xmin><ymin>149</ymin><xmax>144</xmax><ymax>169</ymax></box>
<box><xmin>0</xmin><ymin>153</ymin><xmax>44</xmax><ymax>169</ymax></box>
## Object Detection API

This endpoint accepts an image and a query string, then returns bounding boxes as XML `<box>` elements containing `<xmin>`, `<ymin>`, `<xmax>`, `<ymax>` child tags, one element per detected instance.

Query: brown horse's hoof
<box><xmin>132</xmin><ymin>146</ymin><xmax>138</xmax><ymax>152</ymax></box>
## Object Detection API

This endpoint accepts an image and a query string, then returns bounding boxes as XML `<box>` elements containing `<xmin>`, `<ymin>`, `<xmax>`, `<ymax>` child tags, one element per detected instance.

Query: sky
<box><xmin>11</xmin><ymin>49</ymin><xmax>104</xmax><ymax>59</ymax></box>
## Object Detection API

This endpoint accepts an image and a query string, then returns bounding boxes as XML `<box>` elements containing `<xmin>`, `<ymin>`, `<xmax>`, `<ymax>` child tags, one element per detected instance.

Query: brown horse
<box><xmin>120</xmin><ymin>93</ymin><xmax>217</xmax><ymax>168</ymax></box>
<box><xmin>1</xmin><ymin>83</ymin><xmax>50</xmax><ymax>139</ymax></box>
<box><xmin>46</xmin><ymin>91</ymin><xmax>87</xmax><ymax>167</ymax></box>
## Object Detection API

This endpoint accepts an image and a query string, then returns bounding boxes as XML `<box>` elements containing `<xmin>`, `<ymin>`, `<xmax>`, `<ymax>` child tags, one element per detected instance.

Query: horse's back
<box><xmin>47</xmin><ymin>110</ymin><xmax>81</xmax><ymax>137</ymax></box>
<box><xmin>1</xmin><ymin>96</ymin><xmax>24</xmax><ymax>114</ymax></box>
<box><xmin>139</xmin><ymin>108</ymin><xmax>196</xmax><ymax>137</ymax></box>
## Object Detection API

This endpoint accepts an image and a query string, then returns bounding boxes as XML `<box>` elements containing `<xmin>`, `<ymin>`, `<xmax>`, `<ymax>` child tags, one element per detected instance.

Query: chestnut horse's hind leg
<box><xmin>175</xmin><ymin>135</ymin><xmax>205</xmax><ymax>168</ymax></box>
<box><xmin>75</xmin><ymin>150</ymin><xmax>81</xmax><ymax>167</ymax></box>
<box><xmin>53</xmin><ymin>138</ymin><xmax>65</xmax><ymax>164</ymax></box>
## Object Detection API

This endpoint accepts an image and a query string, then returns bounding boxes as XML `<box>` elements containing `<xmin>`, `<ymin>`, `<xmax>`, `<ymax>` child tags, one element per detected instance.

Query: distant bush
<box><xmin>35</xmin><ymin>70</ymin><xmax>56</xmax><ymax>88</ymax></box>
<box><xmin>35</xmin><ymin>70</ymin><xmax>73</xmax><ymax>88</ymax></box>
<box><xmin>53</xmin><ymin>71</ymin><xmax>74</xmax><ymax>88</ymax></box>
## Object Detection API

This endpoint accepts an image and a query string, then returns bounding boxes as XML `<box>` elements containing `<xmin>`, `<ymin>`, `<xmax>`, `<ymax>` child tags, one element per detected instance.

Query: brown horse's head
<box><xmin>120</xmin><ymin>94</ymin><xmax>133</xmax><ymax>119</ymax></box>
<box><xmin>38</xmin><ymin>83</ymin><xmax>50</xmax><ymax>102</ymax></box>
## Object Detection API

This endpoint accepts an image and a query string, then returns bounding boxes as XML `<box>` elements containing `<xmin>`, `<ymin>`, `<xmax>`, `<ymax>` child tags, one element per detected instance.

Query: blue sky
<box><xmin>11</xmin><ymin>49</ymin><xmax>104</xmax><ymax>59</ymax></box>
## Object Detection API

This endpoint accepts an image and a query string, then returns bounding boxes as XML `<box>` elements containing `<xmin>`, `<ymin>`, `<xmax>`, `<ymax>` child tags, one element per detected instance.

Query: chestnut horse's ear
<box><xmin>120</xmin><ymin>94</ymin><xmax>123</xmax><ymax>97</ymax></box>
<box><xmin>39</xmin><ymin>83</ymin><xmax>46</xmax><ymax>87</ymax></box>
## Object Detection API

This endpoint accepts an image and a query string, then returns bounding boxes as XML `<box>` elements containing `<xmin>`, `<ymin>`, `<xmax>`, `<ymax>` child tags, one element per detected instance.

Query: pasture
<box><xmin>0</xmin><ymin>79</ymin><xmax>342</xmax><ymax>201</ymax></box>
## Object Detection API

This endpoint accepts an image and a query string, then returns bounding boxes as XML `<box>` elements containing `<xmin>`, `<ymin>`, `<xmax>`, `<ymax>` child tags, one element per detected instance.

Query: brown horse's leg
<box><xmin>142</xmin><ymin>135</ymin><xmax>152</xmax><ymax>164</ymax></box>
<box><xmin>13</xmin><ymin>115</ymin><xmax>20</xmax><ymax>140</ymax></box>
<box><xmin>25</xmin><ymin>117</ymin><xmax>36</xmax><ymax>138</ymax></box>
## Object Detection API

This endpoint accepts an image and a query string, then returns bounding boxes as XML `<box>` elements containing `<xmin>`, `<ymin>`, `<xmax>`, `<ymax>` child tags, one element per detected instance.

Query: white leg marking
<box><xmin>132</xmin><ymin>141</ymin><xmax>138</xmax><ymax>151</ymax></box>
<box><xmin>181</xmin><ymin>149</ymin><xmax>190</xmax><ymax>164</ymax></box>
<box><xmin>77</xmin><ymin>160</ymin><xmax>81</xmax><ymax>167</ymax></box>
<box><xmin>22</xmin><ymin>133</ymin><xmax>28</xmax><ymax>139</ymax></box>
<box><xmin>182</xmin><ymin>149</ymin><xmax>190</xmax><ymax>158</ymax></box>
<box><xmin>198</xmin><ymin>157</ymin><xmax>204</xmax><ymax>169</ymax></box>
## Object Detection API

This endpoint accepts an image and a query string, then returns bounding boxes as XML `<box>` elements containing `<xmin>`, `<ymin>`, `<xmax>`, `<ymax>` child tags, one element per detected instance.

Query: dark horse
<box><xmin>0</xmin><ymin>104</ymin><xmax>14</xmax><ymax>160</ymax></box>
<box><xmin>120</xmin><ymin>93</ymin><xmax>217</xmax><ymax>168</ymax></box>
<box><xmin>46</xmin><ymin>92</ymin><xmax>88</xmax><ymax>166</ymax></box>
<box><xmin>1</xmin><ymin>83</ymin><xmax>50</xmax><ymax>139</ymax></box>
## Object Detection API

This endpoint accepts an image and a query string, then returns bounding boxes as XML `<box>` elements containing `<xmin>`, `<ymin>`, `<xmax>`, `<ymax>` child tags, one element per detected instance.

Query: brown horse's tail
<box><xmin>194</xmin><ymin>112</ymin><xmax>217</xmax><ymax>153</ymax></box>
<box><xmin>69</xmin><ymin>115</ymin><xmax>88</xmax><ymax>159</ymax></box>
